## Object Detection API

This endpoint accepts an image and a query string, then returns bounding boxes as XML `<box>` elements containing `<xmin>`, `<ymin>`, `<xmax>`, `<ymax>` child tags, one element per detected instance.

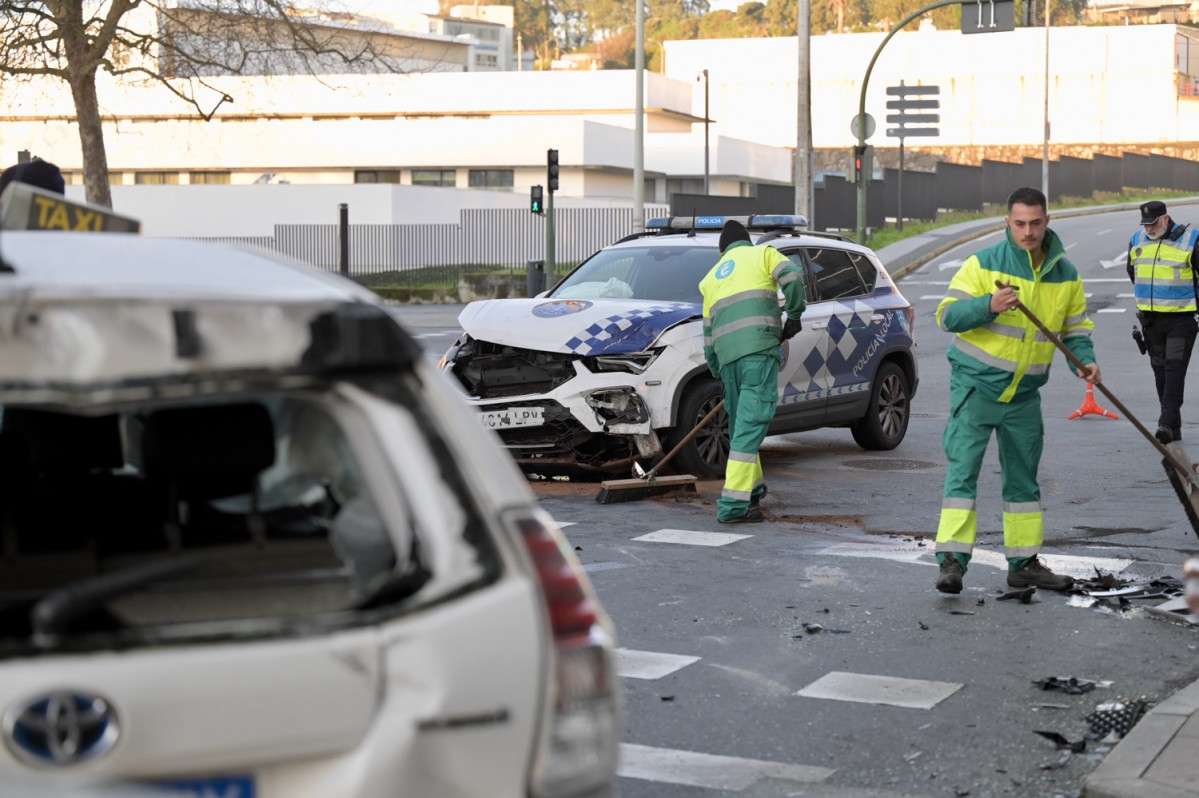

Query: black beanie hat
<box><xmin>718</xmin><ymin>219</ymin><xmax>751</xmax><ymax>252</ymax></box>
<box><xmin>0</xmin><ymin>158</ymin><xmax>65</xmax><ymax>197</ymax></box>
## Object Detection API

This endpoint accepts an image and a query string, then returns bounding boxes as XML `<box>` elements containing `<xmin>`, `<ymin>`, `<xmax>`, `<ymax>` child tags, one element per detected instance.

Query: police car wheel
<box><xmin>667</xmin><ymin>380</ymin><xmax>728</xmax><ymax>480</ymax></box>
<box><xmin>851</xmin><ymin>361</ymin><xmax>910</xmax><ymax>450</ymax></box>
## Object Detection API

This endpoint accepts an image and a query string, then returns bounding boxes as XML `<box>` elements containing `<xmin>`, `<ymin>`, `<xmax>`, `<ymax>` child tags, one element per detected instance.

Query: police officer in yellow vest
<box><xmin>700</xmin><ymin>220</ymin><xmax>806</xmax><ymax>524</ymax></box>
<box><xmin>1127</xmin><ymin>200</ymin><xmax>1199</xmax><ymax>445</ymax></box>
<box><xmin>934</xmin><ymin>188</ymin><xmax>1100</xmax><ymax>594</ymax></box>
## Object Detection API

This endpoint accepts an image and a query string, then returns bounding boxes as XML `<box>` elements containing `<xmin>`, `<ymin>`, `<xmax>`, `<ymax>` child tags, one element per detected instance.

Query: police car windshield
<box><xmin>551</xmin><ymin>245</ymin><xmax>718</xmax><ymax>303</ymax></box>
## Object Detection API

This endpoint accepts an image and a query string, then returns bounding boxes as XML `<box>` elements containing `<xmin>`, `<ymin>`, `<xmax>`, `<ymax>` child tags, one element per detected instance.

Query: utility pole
<box><xmin>795</xmin><ymin>0</ymin><xmax>812</xmax><ymax>221</ymax></box>
<box><xmin>1042</xmin><ymin>0</ymin><xmax>1051</xmax><ymax>199</ymax></box>
<box><xmin>633</xmin><ymin>0</ymin><xmax>645</xmax><ymax>232</ymax></box>
<box><xmin>700</xmin><ymin>69</ymin><xmax>710</xmax><ymax>195</ymax></box>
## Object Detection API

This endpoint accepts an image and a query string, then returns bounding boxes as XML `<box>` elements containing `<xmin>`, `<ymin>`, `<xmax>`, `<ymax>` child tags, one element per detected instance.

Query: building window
<box><xmin>134</xmin><ymin>172</ymin><xmax>179</xmax><ymax>185</ymax></box>
<box><xmin>412</xmin><ymin>169</ymin><xmax>456</xmax><ymax>187</ymax></box>
<box><xmin>477</xmin><ymin>54</ymin><xmax>498</xmax><ymax>68</ymax></box>
<box><xmin>468</xmin><ymin>169</ymin><xmax>514</xmax><ymax>189</ymax></box>
<box><xmin>355</xmin><ymin>170</ymin><xmax>401</xmax><ymax>184</ymax></box>
<box><xmin>190</xmin><ymin>171</ymin><xmax>231</xmax><ymax>185</ymax></box>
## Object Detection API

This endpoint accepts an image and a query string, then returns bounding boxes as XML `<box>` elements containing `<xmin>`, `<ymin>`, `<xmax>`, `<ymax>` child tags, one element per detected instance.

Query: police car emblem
<box><xmin>533</xmin><ymin>300</ymin><xmax>592</xmax><ymax>318</ymax></box>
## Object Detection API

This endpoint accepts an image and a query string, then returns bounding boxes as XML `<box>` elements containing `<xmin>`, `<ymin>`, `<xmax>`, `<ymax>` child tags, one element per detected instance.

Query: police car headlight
<box><xmin>586</xmin><ymin>388</ymin><xmax>649</xmax><ymax>425</ymax></box>
<box><xmin>588</xmin><ymin>350</ymin><xmax>660</xmax><ymax>375</ymax></box>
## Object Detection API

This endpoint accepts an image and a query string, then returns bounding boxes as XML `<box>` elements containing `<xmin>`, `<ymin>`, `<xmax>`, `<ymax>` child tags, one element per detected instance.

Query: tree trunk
<box><xmin>69</xmin><ymin>75</ymin><xmax>112</xmax><ymax>208</ymax></box>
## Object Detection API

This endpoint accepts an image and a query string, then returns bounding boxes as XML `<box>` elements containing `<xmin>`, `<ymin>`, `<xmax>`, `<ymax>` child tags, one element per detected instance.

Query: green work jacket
<box><xmin>937</xmin><ymin>227</ymin><xmax>1095</xmax><ymax>403</ymax></box>
<box><xmin>700</xmin><ymin>240</ymin><xmax>806</xmax><ymax>377</ymax></box>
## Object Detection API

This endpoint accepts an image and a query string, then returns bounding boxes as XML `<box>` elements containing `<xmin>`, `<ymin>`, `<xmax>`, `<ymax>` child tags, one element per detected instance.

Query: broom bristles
<box><xmin>595</xmin><ymin>475</ymin><xmax>698</xmax><ymax>504</ymax></box>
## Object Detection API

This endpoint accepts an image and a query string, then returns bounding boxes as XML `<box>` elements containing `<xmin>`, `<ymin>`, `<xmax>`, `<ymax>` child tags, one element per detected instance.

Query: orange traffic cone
<box><xmin>1068</xmin><ymin>383</ymin><xmax>1119</xmax><ymax>420</ymax></box>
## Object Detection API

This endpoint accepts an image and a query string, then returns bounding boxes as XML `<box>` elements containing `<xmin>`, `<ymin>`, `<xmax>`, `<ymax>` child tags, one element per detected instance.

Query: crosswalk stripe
<box><xmin>819</xmin><ymin>541</ymin><xmax>1133</xmax><ymax>576</ymax></box>
<box><xmin>618</xmin><ymin>743</ymin><xmax>836</xmax><ymax>791</ymax></box>
<box><xmin>632</xmin><ymin>529</ymin><xmax>752</xmax><ymax>546</ymax></box>
<box><xmin>797</xmin><ymin>671</ymin><xmax>963</xmax><ymax>710</ymax></box>
<box><xmin>616</xmin><ymin>648</ymin><xmax>700</xmax><ymax>679</ymax></box>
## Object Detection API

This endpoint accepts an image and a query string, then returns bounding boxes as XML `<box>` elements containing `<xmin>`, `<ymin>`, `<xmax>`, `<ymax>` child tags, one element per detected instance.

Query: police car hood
<box><xmin>458</xmin><ymin>298</ymin><xmax>701</xmax><ymax>355</ymax></box>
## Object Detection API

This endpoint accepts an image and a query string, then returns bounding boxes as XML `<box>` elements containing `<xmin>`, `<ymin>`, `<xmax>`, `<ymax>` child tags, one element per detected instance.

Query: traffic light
<box><xmin>530</xmin><ymin>184</ymin><xmax>544</xmax><ymax>214</ymax></box>
<box><xmin>547</xmin><ymin>148</ymin><xmax>559</xmax><ymax>193</ymax></box>
<box><xmin>850</xmin><ymin>144</ymin><xmax>873</xmax><ymax>184</ymax></box>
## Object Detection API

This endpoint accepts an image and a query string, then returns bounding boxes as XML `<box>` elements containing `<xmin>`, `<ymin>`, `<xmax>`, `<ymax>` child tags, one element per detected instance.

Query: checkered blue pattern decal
<box><xmin>564</xmin><ymin>302</ymin><xmax>701</xmax><ymax>355</ymax></box>
<box><xmin>780</xmin><ymin>300</ymin><xmax>912</xmax><ymax>404</ymax></box>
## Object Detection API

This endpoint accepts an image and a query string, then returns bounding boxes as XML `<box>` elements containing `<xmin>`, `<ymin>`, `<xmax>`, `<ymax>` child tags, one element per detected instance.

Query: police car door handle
<box><xmin>809</xmin><ymin>321</ymin><xmax>828</xmax><ymax>330</ymax></box>
<box><xmin>870</xmin><ymin>313</ymin><xmax>885</xmax><ymax>322</ymax></box>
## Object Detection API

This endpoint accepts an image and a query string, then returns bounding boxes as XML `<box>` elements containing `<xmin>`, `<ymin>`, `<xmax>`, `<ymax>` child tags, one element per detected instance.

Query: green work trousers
<box><xmin>717</xmin><ymin>352</ymin><xmax>777</xmax><ymax>521</ymax></box>
<box><xmin>935</xmin><ymin>382</ymin><xmax>1045</xmax><ymax>571</ymax></box>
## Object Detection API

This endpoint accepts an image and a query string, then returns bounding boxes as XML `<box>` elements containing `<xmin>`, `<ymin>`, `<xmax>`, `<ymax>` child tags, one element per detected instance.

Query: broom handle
<box><xmin>995</xmin><ymin>280</ymin><xmax>1195</xmax><ymax>479</ymax></box>
<box><xmin>646</xmin><ymin>399</ymin><xmax>726</xmax><ymax>481</ymax></box>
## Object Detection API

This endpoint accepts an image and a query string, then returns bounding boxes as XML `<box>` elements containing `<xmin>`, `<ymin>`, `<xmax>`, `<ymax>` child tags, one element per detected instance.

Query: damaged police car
<box><xmin>441</xmin><ymin>215</ymin><xmax>919</xmax><ymax>479</ymax></box>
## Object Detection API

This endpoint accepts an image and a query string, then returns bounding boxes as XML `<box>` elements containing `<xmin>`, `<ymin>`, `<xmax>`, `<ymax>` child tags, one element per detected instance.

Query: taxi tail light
<box><xmin>508</xmin><ymin>509</ymin><xmax>621</xmax><ymax>798</ymax></box>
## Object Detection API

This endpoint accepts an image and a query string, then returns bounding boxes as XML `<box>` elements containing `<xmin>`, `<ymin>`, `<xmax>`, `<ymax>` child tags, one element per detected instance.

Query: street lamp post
<box><xmin>698</xmin><ymin>69</ymin><xmax>710</xmax><ymax>195</ymax></box>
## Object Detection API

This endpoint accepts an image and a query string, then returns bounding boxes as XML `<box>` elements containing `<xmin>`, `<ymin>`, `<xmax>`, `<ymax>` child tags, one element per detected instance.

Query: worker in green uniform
<box><xmin>700</xmin><ymin>220</ymin><xmax>806</xmax><ymax>524</ymax></box>
<box><xmin>934</xmin><ymin>187</ymin><xmax>1100</xmax><ymax>593</ymax></box>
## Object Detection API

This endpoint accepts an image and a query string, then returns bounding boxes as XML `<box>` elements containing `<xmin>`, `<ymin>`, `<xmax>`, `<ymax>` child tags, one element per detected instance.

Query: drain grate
<box><xmin>842</xmin><ymin>459</ymin><xmax>939</xmax><ymax>471</ymax></box>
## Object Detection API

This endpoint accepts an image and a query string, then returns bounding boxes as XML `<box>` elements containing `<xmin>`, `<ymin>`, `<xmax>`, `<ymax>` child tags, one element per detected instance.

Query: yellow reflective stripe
<box><xmin>728</xmin><ymin>450</ymin><xmax>757</xmax><ymax>464</ymax></box>
<box><xmin>723</xmin><ymin>457</ymin><xmax>760</xmax><ymax>500</ymax></box>
<box><xmin>1001</xmin><ymin>508</ymin><xmax>1043</xmax><ymax>551</ymax></box>
<box><xmin>1063</xmin><ymin>311</ymin><xmax>1090</xmax><ymax>327</ymax></box>
<box><xmin>936</xmin><ymin>505</ymin><xmax>976</xmax><ymax>547</ymax></box>
<box><xmin>951</xmin><ymin>336</ymin><xmax>1017</xmax><ymax>370</ymax></box>
<box><xmin>981</xmin><ymin>320</ymin><xmax>1026</xmax><ymax>341</ymax></box>
<box><xmin>1003</xmin><ymin>501</ymin><xmax>1040</xmax><ymax>514</ymax></box>
<box><xmin>776</xmin><ymin>270</ymin><xmax>802</xmax><ymax>286</ymax></box>
<box><xmin>710</xmin><ymin>289</ymin><xmax>778</xmax><ymax>315</ymax></box>
<box><xmin>942</xmin><ymin>497</ymin><xmax>975</xmax><ymax>511</ymax></box>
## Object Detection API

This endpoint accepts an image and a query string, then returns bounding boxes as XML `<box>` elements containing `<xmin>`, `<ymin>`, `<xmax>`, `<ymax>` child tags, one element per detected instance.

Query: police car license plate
<box><xmin>480</xmin><ymin>407</ymin><xmax>545</xmax><ymax>429</ymax></box>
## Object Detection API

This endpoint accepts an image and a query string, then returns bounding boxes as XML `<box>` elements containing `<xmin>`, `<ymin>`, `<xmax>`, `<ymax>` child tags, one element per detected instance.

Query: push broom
<box><xmin>999</xmin><ymin>280</ymin><xmax>1199</xmax><ymax>534</ymax></box>
<box><xmin>595</xmin><ymin>399</ymin><xmax>725</xmax><ymax>504</ymax></box>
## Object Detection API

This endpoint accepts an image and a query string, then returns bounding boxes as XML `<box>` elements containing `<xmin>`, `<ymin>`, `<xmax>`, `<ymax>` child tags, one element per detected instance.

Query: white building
<box><xmin>1</xmin><ymin>20</ymin><xmax>1197</xmax><ymax>236</ymax></box>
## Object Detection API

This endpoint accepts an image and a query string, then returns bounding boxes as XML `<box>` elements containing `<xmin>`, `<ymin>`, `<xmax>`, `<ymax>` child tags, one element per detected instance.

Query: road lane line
<box><xmin>618</xmin><ymin>743</ymin><xmax>835</xmax><ymax>790</ymax></box>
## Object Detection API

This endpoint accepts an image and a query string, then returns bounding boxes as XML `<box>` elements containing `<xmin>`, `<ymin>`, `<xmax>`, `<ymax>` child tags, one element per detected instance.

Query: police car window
<box><xmin>806</xmin><ymin>247</ymin><xmax>868</xmax><ymax>301</ymax></box>
<box><xmin>776</xmin><ymin>250</ymin><xmax>817</xmax><ymax>304</ymax></box>
<box><xmin>554</xmin><ymin>245</ymin><xmax>714</xmax><ymax>303</ymax></box>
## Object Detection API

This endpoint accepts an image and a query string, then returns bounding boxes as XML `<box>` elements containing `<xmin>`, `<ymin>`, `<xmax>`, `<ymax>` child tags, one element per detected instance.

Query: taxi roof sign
<box><xmin>0</xmin><ymin>182</ymin><xmax>141</xmax><ymax>233</ymax></box>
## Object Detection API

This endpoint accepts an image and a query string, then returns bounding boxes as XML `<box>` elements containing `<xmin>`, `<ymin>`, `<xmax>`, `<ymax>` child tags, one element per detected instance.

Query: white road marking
<box><xmin>819</xmin><ymin>541</ymin><xmax>1133</xmax><ymax>576</ymax></box>
<box><xmin>1097</xmin><ymin>308</ymin><xmax>1127</xmax><ymax>313</ymax></box>
<box><xmin>616</xmin><ymin>648</ymin><xmax>700</xmax><ymax>679</ymax></box>
<box><xmin>1097</xmin><ymin>228</ymin><xmax>1112</xmax><ymax>235</ymax></box>
<box><xmin>920</xmin><ymin>294</ymin><xmax>944</xmax><ymax>300</ymax></box>
<box><xmin>937</xmin><ymin>259</ymin><xmax>964</xmax><ymax>271</ymax></box>
<box><xmin>582</xmin><ymin>562</ymin><xmax>633</xmax><ymax>573</ymax></box>
<box><xmin>632</xmin><ymin>529</ymin><xmax>752</xmax><ymax>546</ymax></box>
<box><xmin>557</xmin><ymin>521</ymin><xmax>577</xmax><ymax>528</ymax></box>
<box><xmin>797</xmin><ymin>671</ymin><xmax>963</xmax><ymax>710</ymax></box>
<box><xmin>618</xmin><ymin>743</ymin><xmax>835</xmax><ymax>790</ymax></box>
<box><xmin>897</xmin><ymin>280</ymin><xmax>950</xmax><ymax>285</ymax></box>
<box><xmin>1066</xmin><ymin>242</ymin><xmax>1078</xmax><ymax>250</ymax></box>
<box><xmin>1100</xmin><ymin>249</ymin><xmax>1128</xmax><ymax>270</ymax></box>
<box><xmin>1117</xmin><ymin>292</ymin><xmax>1135</xmax><ymax>298</ymax></box>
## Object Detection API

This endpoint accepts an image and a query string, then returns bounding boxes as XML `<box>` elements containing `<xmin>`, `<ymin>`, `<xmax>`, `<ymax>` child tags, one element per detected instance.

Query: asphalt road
<box><xmin>396</xmin><ymin>208</ymin><xmax>1199</xmax><ymax>798</ymax></box>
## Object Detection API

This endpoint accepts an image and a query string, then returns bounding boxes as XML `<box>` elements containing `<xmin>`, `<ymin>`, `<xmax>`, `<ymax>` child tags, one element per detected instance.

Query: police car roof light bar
<box><xmin>646</xmin><ymin>214</ymin><xmax>808</xmax><ymax>231</ymax></box>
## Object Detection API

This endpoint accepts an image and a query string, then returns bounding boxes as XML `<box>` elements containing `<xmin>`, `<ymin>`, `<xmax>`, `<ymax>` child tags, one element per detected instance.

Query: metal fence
<box><xmin>179</xmin><ymin>205</ymin><xmax>670</xmax><ymax>280</ymax></box>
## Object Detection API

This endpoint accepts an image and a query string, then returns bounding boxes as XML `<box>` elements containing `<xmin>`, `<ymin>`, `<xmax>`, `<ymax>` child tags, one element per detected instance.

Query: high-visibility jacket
<box><xmin>1129</xmin><ymin>224</ymin><xmax>1199</xmax><ymax>313</ymax></box>
<box><xmin>700</xmin><ymin>240</ymin><xmax>806</xmax><ymax>377</ymax></box>
<box><xmin>936</xmin><ymin>227</ymin><xmax>1095</xmax><ymax>404</ymax></box>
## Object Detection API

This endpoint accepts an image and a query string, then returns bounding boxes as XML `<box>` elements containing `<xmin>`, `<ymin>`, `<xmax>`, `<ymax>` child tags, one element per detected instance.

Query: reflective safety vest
<box><xmin>937</xmin><ymin>227</ymin><xmax>1095</xmax><ymax>404</ymax></box>
<box><xmin>700</xmin><ymin>241</ymin><xmax>806</xmax><ymax>375</ymax></box>
<box><xmin>1131</xmin><ymin>225</ymin><xmax>1199</xmax><ymax>313</ymax></box>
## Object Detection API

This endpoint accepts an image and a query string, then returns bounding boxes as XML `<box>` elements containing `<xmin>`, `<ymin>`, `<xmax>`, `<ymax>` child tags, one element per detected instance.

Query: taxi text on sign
<box><xmin>0</xmin><ymin>183</ymin><xmax>141</xmax><ymax>233</ymax></box>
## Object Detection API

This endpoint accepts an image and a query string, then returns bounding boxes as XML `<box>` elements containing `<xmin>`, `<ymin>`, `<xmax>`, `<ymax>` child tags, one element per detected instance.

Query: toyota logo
<box><xmin>3</xmin><ymin>691</ymin><xmax>119</xmax><ymax>766</ymax></box>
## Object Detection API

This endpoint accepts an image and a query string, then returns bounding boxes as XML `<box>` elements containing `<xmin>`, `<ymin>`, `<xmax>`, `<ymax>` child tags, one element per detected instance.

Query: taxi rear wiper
<box><xmin>31</xmin><ymin>554</ymin><xmax>205</xmax><ymax>645</ymax></box>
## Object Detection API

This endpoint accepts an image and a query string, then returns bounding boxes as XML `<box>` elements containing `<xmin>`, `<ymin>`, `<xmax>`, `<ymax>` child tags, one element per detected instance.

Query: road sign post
<box><xmin>853</xmin><ymin>0</ymin><xmax>1014</xmax><ymax>244</ymax></box>
<box><xmin>885</xmin><ymin>83</ymin><xmax>940</xmax><ymax>232</ymax></box>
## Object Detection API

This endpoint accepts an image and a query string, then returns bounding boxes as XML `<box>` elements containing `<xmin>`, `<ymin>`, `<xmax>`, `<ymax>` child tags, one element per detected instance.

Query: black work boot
<box><xmin>1007</xmin><ymin>556</ymin><xmax>1073</xmax><ymax>591</ymax></box>
<box><xmin>936</xmin><ymin>557</ymin><xmax>964</xmax><ymax>594</ymax></box>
